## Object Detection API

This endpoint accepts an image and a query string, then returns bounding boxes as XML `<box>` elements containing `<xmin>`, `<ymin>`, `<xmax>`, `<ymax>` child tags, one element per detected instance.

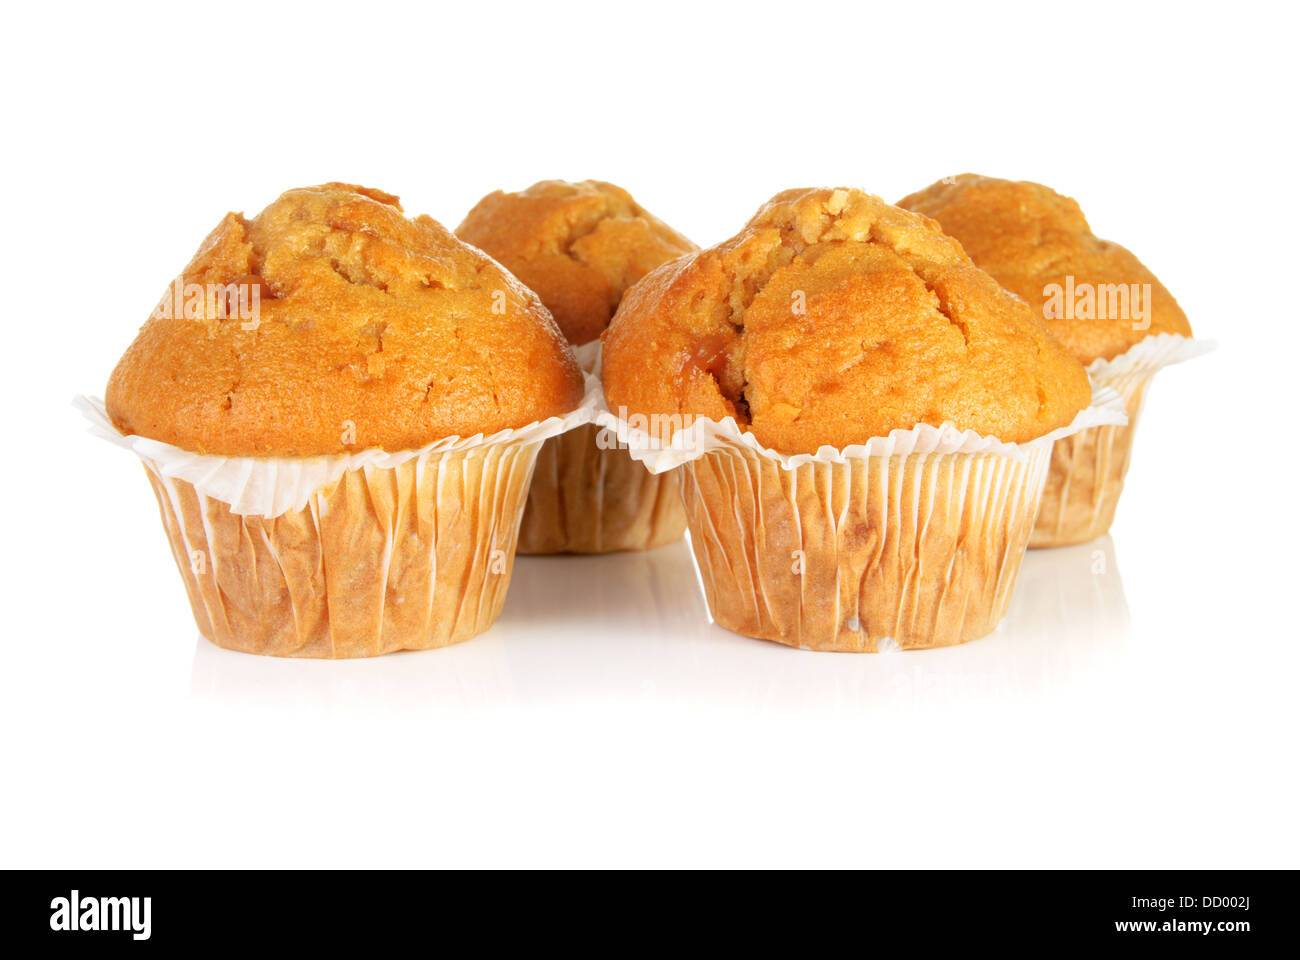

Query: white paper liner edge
<box><xmin>76</xmin><ymin>371</ymin><xmax>602</xmax><ymax>518</ymax></box>
<box><xmin>571</xmin><ymin>339</ymin><xmax>603</xmax><ymax>376</ymax></box>
<box><xmin>1086</xmin><ymin>332</ymin><xmax>1213</xmax><ymax>379</ymax></box>
<box><xmin>594</xmin><ymin>384</ymin><xmax>1129</xmax><ymax>473</ymax></box>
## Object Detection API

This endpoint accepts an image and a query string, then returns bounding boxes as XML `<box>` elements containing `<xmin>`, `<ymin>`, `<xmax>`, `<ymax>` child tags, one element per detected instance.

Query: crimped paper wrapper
<box><xmin>596</xmin><ymin>388</ymin><xmax>1127</xmax><ymax>652</ymax></box>
<box><xmin>518</xmin><ymin>342</ymin><xmax>685</xmax><ymax>554</ymax></box>
<box><xmin>1031</xmin><ymin>334</ymin><xmax>1212</xmax><ymax>548</ymax></box>
<box><xmin>77</xmin><ymin>385</ymin><xmax>599</xmax><ymax>658</ymax></box>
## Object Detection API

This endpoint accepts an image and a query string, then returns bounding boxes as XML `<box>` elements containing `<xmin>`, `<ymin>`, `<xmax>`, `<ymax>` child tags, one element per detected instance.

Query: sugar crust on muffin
<box><xmin>107</xmin><ymin>183</ymin><xmax>584</xmax><ymax>457</ymax></box>
<box><xmin>601</xmin><ymin>187</ymin><xmax>1091</xmax><ymax>453</ymax></box>
<box><xmin>456</xmin><ymin>180</ymin><xmax>696</xmax><ymax>346</ymax></box>
<box><xmin>899</xmin><ymin>174</ymin><xmax>1191</xmax><ymax>364</ymax></box>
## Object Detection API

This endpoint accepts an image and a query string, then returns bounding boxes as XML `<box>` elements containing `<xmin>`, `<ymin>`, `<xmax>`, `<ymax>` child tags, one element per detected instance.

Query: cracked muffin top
<box><xmin>601</xmin><ymin>187</ymin><xmax>1091</xmax><ymax>454</ymax></box>
<box><xmin>899</xmin><ymin>175</ymin><xmax>1191</xmax><ymax>365</ymax></box>
<box><xmin>106</xmin><ymin>183</ymin><xmax>584</xmax><ymax>457</ymax></box>
<box><xmin>456</xmin><ymin>180</ymin><xmax>696</xmax><ymax>345</ymax></box>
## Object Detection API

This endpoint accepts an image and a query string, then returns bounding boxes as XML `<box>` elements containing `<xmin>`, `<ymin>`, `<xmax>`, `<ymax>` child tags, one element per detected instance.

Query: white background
<box><xmin>2</xmin><ymin>1</ymin><xmax>1296</xmax><ymax>867</ymax></box>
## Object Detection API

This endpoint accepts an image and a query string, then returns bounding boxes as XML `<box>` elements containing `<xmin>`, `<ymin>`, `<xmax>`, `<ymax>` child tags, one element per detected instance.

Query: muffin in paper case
<box><xmin>78</xmin><ymin>384</ymin><xmax>597</xmax><ymax>658</ymax></box>
<box><xmin>597</xmin><ymin>387</ymin><xmax>1127</xmax><ymax>652</ymax></box>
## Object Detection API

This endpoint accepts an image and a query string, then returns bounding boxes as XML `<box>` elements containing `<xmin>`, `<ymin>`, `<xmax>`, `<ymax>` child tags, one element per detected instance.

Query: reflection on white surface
<box><xmin>190</xmin><ymin>535</ymin><xmax>1130</xmax><ymax>714</ymax></box>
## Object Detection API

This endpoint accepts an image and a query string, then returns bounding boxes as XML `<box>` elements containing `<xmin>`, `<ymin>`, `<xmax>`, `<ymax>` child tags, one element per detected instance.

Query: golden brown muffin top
<box><xmin>456</xmin><ymin>180</ymin><xmax>696</xmax><ymax>346</ymax></box>
<box><xmin>107</xmin><ymin>183</ymin><xmax>584</xmax><ymax>457</ymax></box>
<box><xmin>601</xmin><ymin>187</ymin><xmax>1091</xmax><ymax>454</ymax></box>
<box><xmin>899</xmin><ymin>175</ymin><xmax>1191</xmax><ymax>364</ymax></box>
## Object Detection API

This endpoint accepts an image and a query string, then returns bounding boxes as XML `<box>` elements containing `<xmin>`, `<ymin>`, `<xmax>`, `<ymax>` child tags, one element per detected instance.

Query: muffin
<box><xmin>106</xmin><ymin>182</ymin><xmax>584</xmax><ymax>657</ymax></box>
<box><xmin>899</xmin><ymin>174</ymin><xmax>1196</xmax><ymax>546</ymax></box>
<box><xmin>458</xmin><ymin>180</ymin><xmax>696</xmax><ymax>554</ymax></box>
<box><xmin>602</xmin><ymin>187</ymin><xmax>1098</xmax><ymax>652</ymax></box>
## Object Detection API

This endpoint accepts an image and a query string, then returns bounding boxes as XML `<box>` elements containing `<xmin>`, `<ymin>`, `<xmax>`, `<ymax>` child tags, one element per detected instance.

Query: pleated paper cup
<box><xmin>78</xmin><ymin>389</ymin><xmax>597</xmax><ymax>658</ymax></box>
<box><xmin>1031</xmin><ymin>334</ymin><xmax>1212</xmax><ymax>548</ymax></box>
<box><xmin>518</xmin><ymin>423</ymin><xmax>686</xmax><ymax>554</ymax></box>
<box><xmin>517</xmin><ymin>342</ymin><xmax>685</xmax><ymax>554</ymax></box>
<box><xmin>598</xmin><ymin>388</ymin><xmax>1126</xmax><ymax>652</ymax></box>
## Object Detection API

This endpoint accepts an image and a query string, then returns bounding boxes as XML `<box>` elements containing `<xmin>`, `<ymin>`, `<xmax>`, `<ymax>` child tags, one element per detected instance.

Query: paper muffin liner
<box><xmin>1030</xmin><ymin>333</ymin><xmax>1212</xmax><ymax>548</ymax></box>
<box><xmin>595</xmin><ymin>387</ymin><xmax>1126</xmax><ymax>652</ymax></box>
<box><xmin>77</xmin><ymin>382</ymin><xmax>599</xmax><ymax>658</ymax></box>
<box><xmin>517</xmin><ymin>341</ymin><xmax>685</xmax><ymax>554</ymax></box>
<box><xmin>518</xmin><ymin>423</ymin><xmax>687</xmax><ymax>554</ymax></box>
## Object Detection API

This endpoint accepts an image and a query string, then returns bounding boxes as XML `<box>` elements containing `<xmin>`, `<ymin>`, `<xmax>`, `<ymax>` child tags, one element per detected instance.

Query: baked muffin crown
<box><xmin>456</xmin><ymin>180</ymin><xmax>696</xmax><ymax>345</ymax></box>
<box><xmin>899</xmin><ymin>174</ymin><xmax>1191</xmax><ymax>364</ymax></box>
<box><xmin>601</xmin><ymin>187</ymin><xmax>1091</xmax><ymax>454</ymax></box>
<box><xmin>107</xmin><ymin>183</ymin><xmax>584</xmax><ymax>457</ymax></box>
